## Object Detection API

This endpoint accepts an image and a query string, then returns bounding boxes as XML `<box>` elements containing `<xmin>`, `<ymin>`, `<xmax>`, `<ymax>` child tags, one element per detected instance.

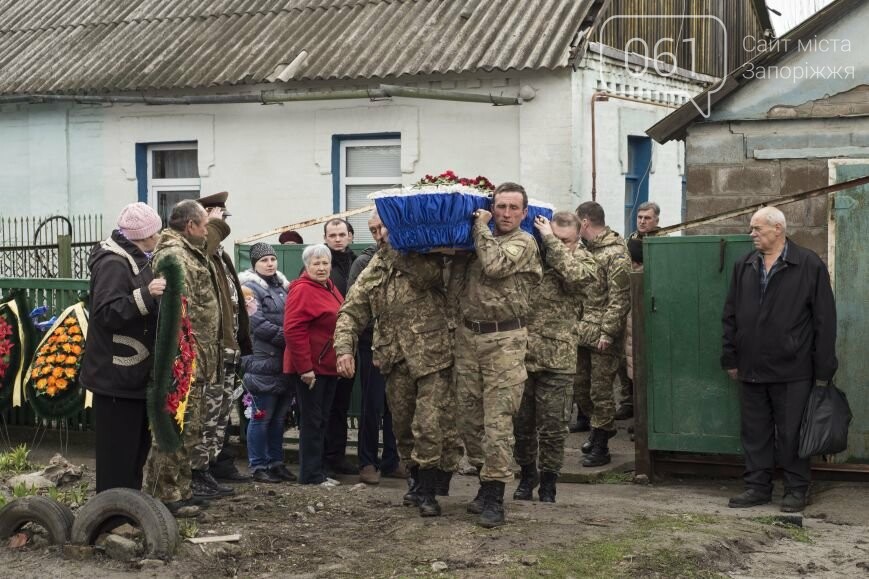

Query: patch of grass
<box><xmin>589</xmin><ymin>471</ymin><xmax>634</xmax><ymax>484</ymax></box>
<box><xmin>178</xmin><ymin>519</ymin><xmax>199</xmax><ymax>540</ymax></box>
<box><xmin>11</xmin><ymin>482</ymin><xmax>40</xmax><ymax>498</ymax></box>
<box><xmin>47</xmin><ymin>483</ymin><xmax>89</xmax><ymax>508</ymax></box>
<box><xmin>514</xmin><ymin>514</ymin><xmax>725</xmax><ymax>578</ymax></box>
<box><xmin>752</xmin><ymin>516</ymin><xmax>812</xmax><ymax>544</ymax></box>
<box><xmin>0</xmin><ymin>444</ymin><xmax>32</xmax><ymax>474</ymax></box>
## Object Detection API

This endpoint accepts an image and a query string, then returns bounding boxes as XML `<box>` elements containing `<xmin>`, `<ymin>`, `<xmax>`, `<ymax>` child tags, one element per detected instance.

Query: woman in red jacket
<box><xmin>284</xmin><ymin>244</ymin><xmax>345</xmax><ymax>486</ymax></box>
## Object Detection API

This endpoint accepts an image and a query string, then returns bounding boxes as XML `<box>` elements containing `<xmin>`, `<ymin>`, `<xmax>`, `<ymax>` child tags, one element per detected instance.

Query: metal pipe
<box><xmin>0</xmin><ymin>84</ymin><xmax>521</xmax><ymax>106</ymax></box>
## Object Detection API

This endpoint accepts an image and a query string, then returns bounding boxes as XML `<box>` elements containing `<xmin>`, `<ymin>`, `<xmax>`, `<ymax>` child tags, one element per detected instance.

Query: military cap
<box><xmin>198</xmin><ymin>191</ymin><xmax>232</xmax><ymax>216</ymax></box>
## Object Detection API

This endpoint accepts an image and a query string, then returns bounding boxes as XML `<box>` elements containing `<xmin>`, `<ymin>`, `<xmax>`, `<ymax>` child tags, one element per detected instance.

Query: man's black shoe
<box><xmin>478</xmin><ymin>481</ymin><xmax>506</xmax><ymax>528</ymax></box>
<box><xmin>728</xmin><ymin>489</ymin><xmax>772</xmax><ymax>508</ymax></box>
<box><xmin>581</xmin><ymin>429</ymin><xmax>616</xmax><ymax>454</ymax></box>
<box><xmin>570</xmin><ymin>413</ymin><xmax>591</xmax><ymax>433</ymax></box>
<box><xmin>201</xmin><ymin>470</ymin><xmax>235</xmax><ymax>496</ymax></box>
<box><xmin>211</xmin><ymin>463</ymin><xmax>252</xmax><ymax>483</ymax></box>
<box><xmin>433</xmin><ymin>469</ymin><xmax>453</xmax><ymax>497</ymax></box>
<box><xmin>163</xmin><ymin>499</ymin><xmax>201</xmax><ymax>518</ymax></box>
<box><xmin>538</xmin><ymin>471</ymin><xmax>557</xmax><ymax>503</ymax></box>
<box><xmin>582</xmin><ymin>428</ymin><xmax>612</xmax><ymax>467</ymax></box>
<box><xmin>781</xmin><ymin>490</ymin><xmax>807</xmax><ymax>513</ymax></box>
<box><xmin>512</xmin><ymin>463</ymin><xmax>539</xmax><ymax>501</ymax></box>
<box><xmin>191</xmin><ymin>472</ymin><xmax>220</xmax><ymax>499</ymax></box>
<box><xmin>327</xmin><ymin>459</ymin><xmax>357</xmax><ymax>475</ymax></box>
<box><xmin>416</xmin><ymin>469</ymin><xmax>442</xmax><ymax>517</ymax></box>
<box><xmin>403</xmin><ymin>466</ymin><xmax>421</xmax><ymax>507</ymax></box>
<box><xmin>252</xmin><ymin>469</ymin><xmax>284</xmax><ymax>483</ymax></box>
<box><xmin>467</xmin><ymin>482</ymin><xmax>485</xmax><ymax>514</ymax></box>
<box><xmin>270</xmin><ymin>464</ymin><xmax>298</xmax><ymax>482</ymax></box>
<box><xmin>614</xmin><ymin>405</ymin><xmax>634</xmax><ymax>420</ymax></box>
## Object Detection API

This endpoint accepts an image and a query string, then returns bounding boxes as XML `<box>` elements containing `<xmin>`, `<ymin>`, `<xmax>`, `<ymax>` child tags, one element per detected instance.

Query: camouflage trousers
<box><xmin>615</xmin><ymin>355</ymin><xmax>633</xmax><ymax>409</ymax></box>
<box><xmin>574</xmin><ymin>346</ymin><xmax>619</xmax><ymax>431</ymax></box>
<box><xmin>455</xmin><ymin>325</ymin><xmax>528</xmax><ymax>484</ymax></box>
<box><xmin>513</xmin><ymin>371</ymin><xmax>573</xmax><ymax>474</ymax></box>
<box><xmin>192</xmin><ymin>348</ymin><xmax>240</xmax><ymax>470</ymax></box>
<box><xmin>142</xmin><ymin>382</ymin><xmax>206</xmax><ymax>503</ymax></box>
<box><xmin>386</xmin><ymin>362</ymin><xmax>462</xmax><ymax>471</ymax></box>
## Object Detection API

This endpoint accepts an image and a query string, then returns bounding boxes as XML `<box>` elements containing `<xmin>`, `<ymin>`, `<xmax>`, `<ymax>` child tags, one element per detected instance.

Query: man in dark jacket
<box><xmin>322</xmin><ymin>218</ymin><xmax>358</xmax><ymax>475</ymax></box>
<box><xmin>80</xmin><ymin>203</ymin><xmax>164</xmax><ymax>493</ymax></box>
<box><xmin>722</xmin><ymin>207</ymin><xmax>837</xmax><ymax>513</ymax></box>
<box><xmin>197</xmin><ymin>192</ymin><xmax>254</xmax><ymax>488</ymax></box>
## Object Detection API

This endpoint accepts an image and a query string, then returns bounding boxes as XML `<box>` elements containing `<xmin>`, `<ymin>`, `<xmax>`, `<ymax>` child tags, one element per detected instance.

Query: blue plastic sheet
<box><xmin>374</xmin><ymin>193</ymin><xmax>553</xmax><ymax>252</ymax></box>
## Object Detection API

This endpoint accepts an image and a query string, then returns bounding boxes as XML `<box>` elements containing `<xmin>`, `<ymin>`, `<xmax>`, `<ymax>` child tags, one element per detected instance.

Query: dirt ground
<box><xmin>1</xmin><ymin>442</ymin><xmax>868</xmax><ymax>578</ymax></box>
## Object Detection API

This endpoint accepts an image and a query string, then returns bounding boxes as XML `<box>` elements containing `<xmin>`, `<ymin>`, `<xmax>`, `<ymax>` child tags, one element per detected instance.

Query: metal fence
<box><xmin>0</xmin><ymin>214</ymin><xmax>104</xmax><ymax>279</ymax></box>
<box><xmin>0</xmin><ymin>278</ymin><xmax>93</xmax><ymax>431</ymax></box>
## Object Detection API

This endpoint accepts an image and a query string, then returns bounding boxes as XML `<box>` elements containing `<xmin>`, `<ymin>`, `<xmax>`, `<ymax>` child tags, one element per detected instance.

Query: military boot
<box><xmin>581</xmin><ymin>428</ymin><xmax>616</xmax><ymax>454</ymax></box>
<box><xmin>478</xmin><ymin>481</ymin><xmax>506</xmax><ymax>528</ymax></box>
<box><xmin>402</xmin><ymin>465</ymin><xmax>421</xmax><ymax>507</ymax></box>
<box><xmin>582</xmin><ymin>428</ymin><xmax>612</xmax><ymax>467</ymax></box>
<box><xmin>538</xmin><ymin>471</ymin><xmax>558</xmax><ymax>503</ymax></box>
<box><xmin>416</xmin><ymin>468</ymin><xmax>442</xmax><ymax>517</ymax></box>
<box><xmin>512</xmin><ymin>463</ymin><xmax>539</xmax><ymax>501</ymax></box>
<box><xmin>434</xmin><ymin>469</ymin><xmax>453</xmax><ymax>497</ymax></box>
<box><xmin>467</xmin><ymin>479</ymin><xmax>485</xmax><ymax>514</ymax></box>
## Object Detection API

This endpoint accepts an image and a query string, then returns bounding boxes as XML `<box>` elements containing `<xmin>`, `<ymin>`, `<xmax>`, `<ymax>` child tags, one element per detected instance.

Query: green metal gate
<box><xmin>832</xmin><ymin>162</ymin><xmax>869</xmax><ymax>463</ymax></box>
<box><xmin>643</xmin><ymin>235</ymin><xmax>752</xmax><ymax>454</ymax></box>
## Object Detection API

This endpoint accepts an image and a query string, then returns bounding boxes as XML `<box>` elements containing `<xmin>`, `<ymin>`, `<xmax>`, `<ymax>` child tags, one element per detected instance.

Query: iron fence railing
<box><xmin>0</xmin><ymin>214</ymin><xmax>103</xmax><ymax>279</ymax></box>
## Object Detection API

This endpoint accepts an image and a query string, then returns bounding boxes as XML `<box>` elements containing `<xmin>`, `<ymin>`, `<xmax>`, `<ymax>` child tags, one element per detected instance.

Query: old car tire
<box><xmin>0</xmin><ymin>496</ymin><xmax>75</xmax><ymax>544</ymax></box>
<box><xmin>71</xmin><ymin>488</ymin><xmax>178</xmax><ymax>558</ymax></box>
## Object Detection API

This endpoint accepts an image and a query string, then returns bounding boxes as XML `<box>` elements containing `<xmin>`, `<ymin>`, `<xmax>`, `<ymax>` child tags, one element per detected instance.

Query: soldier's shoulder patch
<box><xmin>504</xmin><ymin>244</ymin><xmax>522</xmax><ymax>257</ymax></box>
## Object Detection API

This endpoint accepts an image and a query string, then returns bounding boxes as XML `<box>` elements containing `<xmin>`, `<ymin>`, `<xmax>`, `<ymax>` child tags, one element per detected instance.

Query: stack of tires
<box><xmin>0</xmin><ymin>488</ymin><xmax>178</xmax><ymax>559</ymax></box>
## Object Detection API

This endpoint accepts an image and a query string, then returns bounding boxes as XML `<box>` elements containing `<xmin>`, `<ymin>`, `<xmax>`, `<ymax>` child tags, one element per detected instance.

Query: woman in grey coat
<box><xmin>239</xmin><ymin>243</ymin><xmax>295</xmax><ymax>483</ymax></box>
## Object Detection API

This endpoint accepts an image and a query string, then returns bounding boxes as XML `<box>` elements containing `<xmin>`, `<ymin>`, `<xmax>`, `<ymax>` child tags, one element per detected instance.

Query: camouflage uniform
<box><xmin>200</xmin><ymin>220</ymin><xmax>250</xmax><ymax>468</ymax></box>
<box><xmin>452</xmin><ymin>221</ymin><xmax>543</xmax><ymax>484</ymax></box>
<box><xmin>334</xmin><ymin>247</ymin><xmax>462</xmax><ymax>471</ymax></box>
<box><xmin>573</xmin><ymin>227</ymin><xmax>631</xmax><ymax>432</ymax></box>
<box><xmin>515</xmin><ymin>234</ymin><xmax>598</xmax><ymax>473</ymax></box>
<box><xmin>142</xmin><ymin>228</ymin><xmax>222</xmax><ymax>502</ymax></box>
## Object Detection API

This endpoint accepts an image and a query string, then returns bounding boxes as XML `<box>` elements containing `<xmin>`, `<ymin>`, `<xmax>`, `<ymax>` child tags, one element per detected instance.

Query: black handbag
<box><xmin>798</xmin><ymin>382</ymin><xmax>853</xmax><ymax>459</ymax></box>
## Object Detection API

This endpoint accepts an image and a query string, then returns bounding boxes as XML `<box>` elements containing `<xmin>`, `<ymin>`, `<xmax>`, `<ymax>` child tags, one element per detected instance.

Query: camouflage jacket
<box><xmin>334</xmin><ymin>247</ymin><xmax>452</xmax><ymax>379</ymax></box>
<box><xmin>577</xmin><ymin>227</ymin><xmax>631</xmax><ymax>351</ymax></box>
<box><xmin>452</xmin><ymin>221</ymin><xmax>543</xmax><ymax>323</ymax></box>
<box><xmin>526</xmin><ymin>234</ymin><xmax>600</xmax><ymax>373</ymax></box>
<box><xmin>153</xmin><ymin>228</ymin><xmax>222</xmax><ymax>384</ymax></box>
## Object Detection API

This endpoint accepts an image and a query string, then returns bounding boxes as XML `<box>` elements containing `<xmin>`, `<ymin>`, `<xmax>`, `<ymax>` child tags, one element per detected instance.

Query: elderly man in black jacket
<box><xmin>722</xmin><ymin>206</ymin><xmax>837</xmax><ymax>513</ymax></box>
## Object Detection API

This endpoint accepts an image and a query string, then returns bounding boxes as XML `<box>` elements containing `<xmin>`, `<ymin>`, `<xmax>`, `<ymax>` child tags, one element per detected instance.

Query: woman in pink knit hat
<box><xmin>80</xmin><ymin>202</ymin><xmax>166</xmax><ymax>493</ymax></box>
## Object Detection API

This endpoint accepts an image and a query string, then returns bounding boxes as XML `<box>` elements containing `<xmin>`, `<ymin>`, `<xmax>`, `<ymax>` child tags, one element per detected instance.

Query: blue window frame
<box><xmin>625</xmin><ymin>136</ymin><xmax>652</xmax><ymax>235</ymax></box>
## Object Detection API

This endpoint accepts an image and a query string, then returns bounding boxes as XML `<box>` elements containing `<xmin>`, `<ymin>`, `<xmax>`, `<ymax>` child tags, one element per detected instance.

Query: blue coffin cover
<box><xmin>370</xmin><ymin>186</ymin><xmax>554</xmax><ymax>252</ymax></box>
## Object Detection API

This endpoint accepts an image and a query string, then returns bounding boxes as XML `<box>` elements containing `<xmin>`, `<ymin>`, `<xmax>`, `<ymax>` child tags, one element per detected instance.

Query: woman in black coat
<box><xmin>80</xmin><ymin>203</ymin><xmax>164</xmax><ymax>492</ymax></box>
<box><xmin>239</xmin><ymin>243</ymin><xmax>295</xmax><ymax>483</ymax></box>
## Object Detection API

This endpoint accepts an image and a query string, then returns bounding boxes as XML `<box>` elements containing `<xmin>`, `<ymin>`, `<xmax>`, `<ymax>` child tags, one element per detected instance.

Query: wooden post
<box><xmin>57</xmin><ymin>234</ymin><xmax>72</xmax><ymax>278</ymax></box>
<box><xmin>631</xmin><ymin>270</ymin><xmax>654</xmax><ymax>479</ymax></box>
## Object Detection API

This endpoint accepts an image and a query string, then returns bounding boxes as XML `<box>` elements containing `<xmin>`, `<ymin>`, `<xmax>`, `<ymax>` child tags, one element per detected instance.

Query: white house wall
<box><xmin>0</xmin><ymin>71</ymin><xmax>582</xmax><ymax>249</ymax></box>
<box><xmin>571</xmin><ymin>52</ymin><xmax>709</xmax><ymax>235</ymax></box>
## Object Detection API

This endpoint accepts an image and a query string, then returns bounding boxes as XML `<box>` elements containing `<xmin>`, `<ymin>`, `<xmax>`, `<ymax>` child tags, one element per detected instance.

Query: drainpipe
<box><xmin>589</xmin><ymin>91</ymin><xmax>680</xmax><ymax>202</ymax></box>
<box><xmin>0</xmin><ymin>84</ymin><xmax>523</xmax><ymax>106</ymax></box>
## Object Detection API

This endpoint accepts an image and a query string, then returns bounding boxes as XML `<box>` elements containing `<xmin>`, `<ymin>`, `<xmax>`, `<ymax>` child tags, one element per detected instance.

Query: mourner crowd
<box><xmin>81</xmin><ymin>181</ymin><xmax>837</xmax><ymax>528</ymax></box>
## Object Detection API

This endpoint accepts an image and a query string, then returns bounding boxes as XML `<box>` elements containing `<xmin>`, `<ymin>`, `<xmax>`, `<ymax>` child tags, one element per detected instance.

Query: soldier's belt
<box><xmin>463</xmin><ymin>317</ymin><xmax>525</xmax><ymax>334</ymax></box>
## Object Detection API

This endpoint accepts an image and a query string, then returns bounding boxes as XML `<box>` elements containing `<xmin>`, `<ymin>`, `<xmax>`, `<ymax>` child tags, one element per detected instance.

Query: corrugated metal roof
<box><xmin>0</xmin><ymin>0</ymin><xmax>600</xmax><ymax>95</ymax></box>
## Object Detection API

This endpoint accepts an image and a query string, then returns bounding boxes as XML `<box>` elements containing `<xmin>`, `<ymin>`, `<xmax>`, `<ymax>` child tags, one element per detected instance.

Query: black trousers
<box><xmin>357</xmin><ymin>343</ymin><xmax>399</xmax><ymax>472</ymax></box>
<box><xmin>324</xmin><ymin>375</ymin><xmax>355</xmax><ymax>465</ymax></box>
<box><xmin>93</xmin><ymin>393</ymin><xmax>151</xmax><ymax>493</ymax></box>
<box><xmin>296</xmin><ymin>375</ymin><xmax>338</xmax><ymax>484</ymax></box>
<box><xmin>740</xmin><ymin>380</ymin><xmax>812</xmax><ymax>494</ymax></box>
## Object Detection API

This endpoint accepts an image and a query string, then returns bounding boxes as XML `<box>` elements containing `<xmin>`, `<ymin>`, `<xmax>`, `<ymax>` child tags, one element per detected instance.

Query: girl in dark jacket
<box><xmin>239</xmin><ymin>243</ymin><xmax>296</xmax><ymax>483</ymax></box>
<box><xmin>80</xmin><ymin>203</ymin><xmax>164</xmax><ymax>493</ymax></box>
<box><xmin>284</xmin><ymin>244</ymin><xmax>344</xmax><ymax>486</ymax></box>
